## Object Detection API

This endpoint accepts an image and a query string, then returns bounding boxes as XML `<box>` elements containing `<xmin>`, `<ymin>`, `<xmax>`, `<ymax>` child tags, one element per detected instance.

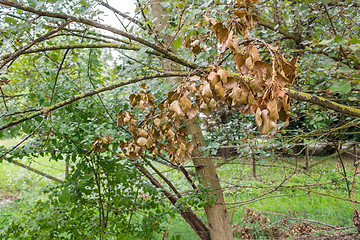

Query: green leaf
<box><xmin>330</xmin><ymin>81</ymin><xmax>352</xmax><ymax>94</ymax></box>
<box><xmin>5</xmin><ymin>17</ymin><xmax>16</xmax><ymax>24</ymax></box>
<box><xmin>338</xmin><ymin>65</ymin><xmax>353</xmax><ymax>73</ymax></box>
<box><xmin>334</xmin><ymin>35</ymin><xmax>347</xmax><ymax>45</ymax></box>
<box><xmin>318</xmin><ymin>38</ymin><xmax>333</xmax><ymax>45</ymax></box>
<box><xmin>349</xmin><ymin>37</ymin><xmax>360</xmax><ymax>44</ymax></box>
<box><xmin>173</xmin><ymin>37</ymin><xmax>182</xmax><ymax>50</ymax></box>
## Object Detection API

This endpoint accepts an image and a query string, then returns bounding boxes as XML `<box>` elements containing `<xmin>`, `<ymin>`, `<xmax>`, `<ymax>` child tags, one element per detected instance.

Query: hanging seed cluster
<box><xmin>117</xmin><ymin>0</ymin><xmax>298</xmax><ymax>164</ymax></box>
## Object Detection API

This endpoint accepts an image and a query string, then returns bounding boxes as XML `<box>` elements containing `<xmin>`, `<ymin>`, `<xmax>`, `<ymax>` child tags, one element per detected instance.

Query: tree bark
<box><xmin>150</xmin><ymin>1</ymin><xmax>233</xmax><ymax>239</ymax></box>
<box><xmin>135</xmin><ymin>162</ymin><xmax>211</xmax><ymax>240</ymax></box>
<box><xmin>184</xmin><ymin>119</ymin><xmax>233</xmax><ymax>240</ymax></box>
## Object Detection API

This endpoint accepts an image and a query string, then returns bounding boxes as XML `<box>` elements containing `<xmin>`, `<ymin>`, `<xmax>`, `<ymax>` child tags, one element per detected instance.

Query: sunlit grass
<box><xmin>0</xmin><ymin>139</ymin><xmax>65</xmax><ymax>194</ymax></box>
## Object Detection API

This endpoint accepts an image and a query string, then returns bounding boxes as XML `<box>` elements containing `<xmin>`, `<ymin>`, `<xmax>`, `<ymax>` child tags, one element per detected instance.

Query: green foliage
<box><xmin>2</xmin><ymin>156</ymin><xmax>173</xmax><ymax>239</ymax></box>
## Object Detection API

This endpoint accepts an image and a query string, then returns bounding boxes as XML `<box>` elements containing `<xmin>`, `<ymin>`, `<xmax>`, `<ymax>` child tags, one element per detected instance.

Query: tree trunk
<box><xmin>150</xmin><ymin>1</ymin><xmax>233</xmax><ymax>239</ymax></box>
<box><xmin>184</xmin><ymin>119</ymin><xmax>233</xmax><ymax>240</ymax></box>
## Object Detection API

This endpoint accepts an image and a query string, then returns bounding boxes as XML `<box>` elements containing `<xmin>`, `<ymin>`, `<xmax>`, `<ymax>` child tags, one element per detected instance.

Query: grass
<box><xmin>1</xmin><ymin>137</ymin><xmax>359</xmax><ymax>239</ymax></box>
<box><xmin>0</xmin><ymin>139</ymin><xmax>65</xmax><ymax>195</ymax></box>
<box><xmin>216</xmin><ymin>155</ymin><xmax>359</xmax><ymax>238</ymax></box>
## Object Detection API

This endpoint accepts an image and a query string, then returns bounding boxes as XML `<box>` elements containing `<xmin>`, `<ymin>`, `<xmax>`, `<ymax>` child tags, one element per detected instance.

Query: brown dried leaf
<box><xmin>255</xmin><ymin>107</ymin><xmax>262</xmax><ymax>127</ymax></box>
<box><xmin>229</xmin><ymin>86</ymin><xmax>242</xmax><ymax>106</ymax></box>
<box><xmin>187</xmin><ymin>106</ymin><xmax>199</xmax><ymax>119</ymax></box>
<box><xmin>261</xmin><ymin>109</ymin><xmax>270</xmax><ymax>134</ymax></box>
<box><xmin>192</xmin><ymin>45</ymin><xmax>201</xmax><ymax>55</ymax></box>
<box><xmin>248</xmin><ymin>91</ymin><xmax>255</xmax><ymax>105</ymax></box>
<box><xmin>154</xmin><ymin>118</ymin><xmax>161</xmax><ymax>127</ymax></box>
<box><xmin>267</xmin><ymin>99</ymin><xmax>279</xmax><ymax>121</ymax></box>
<box><xmin>180</xmin><ymin>94</ymin><xmax>192</xmax><ymax>113</ymax></box>
<box><xmin>169</xmin><ymin>100</ymin><xmax>183</xmax><ymax>116</ymax></box>
<box><xmin>146</xmin><ymin>137</ymin><xmax>153</xmax><ymax>148</ymax></box>
<box><xmin>166</xmin><ymin>128</ymin><xmax>175</xmax><ymax>139</ymax></box>
<box><xmin>238</xmin><ymin>88</ymin><xmax>249</xmax><ymax>105</ymax></box>
<box><xmin>232</xmin><ymin>35</ymin><xmax>242</xmax><ymax>54</ymax></box>
<box><xmin>212</xmin><ymin>22</ymin><xmax>229</xmax><ymax>43</ymax></box>
<box><xmin>224</xmin><ymin>77</ymin><xmax>238</xmax><ymax>90</ymax></box>
<box><xmin>282</xmin><ymin>94</ymin><xmax>290</xmax><ymax>112</ymax></box>
<box><xmin>249</xmin><ymin>79</ymin><xmax>263</xmax><ymax>93</ymax></box>
<box><xmin>209</xmin><ymin>98</ymin><xmax>217</xmax><ymax>110</ymax></box>
<box><xmin>186</xmin><ymin>143</ymin><xmax>194</xmax><ymax>154</ymax></box>
<box><xmin>214</xmin><ymin>82</ymin><xmax>225</xmax><ymax>98</ymax></box>
<box><xmin>245</xmin><ymin>56</ymin><xmax>254</xmax><ymax>71</ymax></box>
<box><xmin>249</xmin><ymin>45</ymin><xmax>261</xmax><ymax>63</ymax></box>
<box><xmin>217</xmin><ymin>68</ymin><xmax>229</xmax><ymax>84</ymax></box>
<box><xmin>137</xmin><ymin>137</ymin><xmax>148</xmax><ymax>147</ymax></box>
<box><xmin>235</xmin><ymin>53</ymin><xmax>250</xmax><ymax>74</ymax></box>
<box><xmin>279</xmin><ymin>107</ymin><xmax>289</xmax><ymax>121</ymax></box>
<box><xmin>234</xmin><ymin>9</ymin><xmax>245</xmax><ymax>18</ymax></box>
<box><xmin>187</xmin><ymin>82</ymin><xmax>198</xmax><ymax>93</ymax></box>
<box><xmin>204</xmin><ymin>16</ymin><xmax>217</xmax><ymax>25</ymax></box>
<box><xmin>253</xmin><ymin>61</ymin><xmax>271</xmax><ymax>80</ymax></box>
<box><xmin>201</xmin><ymin>82</ymin><xmax>213</xmax><ymax>98</ymax></box>
<box><xmin>208</xmin><ymin>72</ymin><xmax>220</xmax><ymax>88</ymax></box>
<box><xmin>129</xmin><ymin>94</ymin><xmax>136</xmax><ymax>106</ymax></box>
<box><xmin>138</xmin><ymin>129</ymin><xmax>148</xmax><ymax>138</ymax></box>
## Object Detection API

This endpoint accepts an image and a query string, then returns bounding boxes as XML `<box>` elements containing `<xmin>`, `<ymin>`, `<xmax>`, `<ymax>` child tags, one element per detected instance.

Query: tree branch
<box><xmin>9</xmin><ymin>159</ymin><xmax>63</xmax><ymax>183</ymax></box>
<box><xmin>287</xmin><ymin>88</ymin><xmax>360</xmax><ymax>118</ymax></box>
<box><xmin>99</xmin><ymin>1</ymin><xmax>145</xmax><ymax>29</ymax></box>
<box><xmin>15</xmin><ymin>43</ymin><xmax>161</xmax><ymax>57</ymax></box>
<box><xmin>0</xmin><ymin>0</ymin><xmax>197</xmax><ymax>69</ymax></box>
<box><xmin>0</xmin><ymin>19</ymin><xmax>71</xmax><ymax>70</ymax></box>
<box><xmin>0</xmin><ymin>72</ymin><xmax>189</xmax><ymax>132</ymax></box>
<box><xmin>257</xmin><ymin>17</ymin><xmax>302</xmax><ymax>43</ymax></box>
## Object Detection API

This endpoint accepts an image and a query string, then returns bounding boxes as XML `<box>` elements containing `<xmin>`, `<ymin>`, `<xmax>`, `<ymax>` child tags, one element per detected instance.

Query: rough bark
<box><xmin>135</xmin><ymin>162</ymin><xmax>211</xmax><ymax>240</ymax></box>
<box><xmin>184</xmin><ymin>119</ymin><xmax>234</xmax><ymax>240</ymax></box>
<box><xmin>150</xmin><ymin>1</ymin><xmax>234</xmax><ymax>239</ymax></box>
<box><xmin>286</xmin><ymin>88</ymin><xmax>360</xmax><ymax>118</ymax></box>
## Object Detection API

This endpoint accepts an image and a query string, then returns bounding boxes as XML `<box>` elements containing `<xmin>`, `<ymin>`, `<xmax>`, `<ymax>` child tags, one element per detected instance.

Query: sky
<box><xmin>98</xmin><ymin>0</ymin><xmax>136</xmax><ymax>27</ymax></box>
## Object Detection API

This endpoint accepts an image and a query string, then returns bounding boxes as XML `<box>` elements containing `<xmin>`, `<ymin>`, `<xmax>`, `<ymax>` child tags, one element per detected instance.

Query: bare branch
<box><xmin>0</xmin><ymin>0</ymin><xmax>197</xmax><ymax>69</ymax></box>
<box><xmin>99</xmin><ymin>1</ymin><xmax>145</xmax><ymax>29</ymax></box>
<box><xmin>0</xmin><ymin>19</ymin><xmax>72</xmax><ymax>70</ymax></box>
<box><xmin>287</xmin><ymin>88</ymin><xmax>360</xmax><ymax>118</ymax></box>
<box><xmin>0</xmin><ymin>72</ymin><xmax>190</xmax><ymax>131</ymax></box>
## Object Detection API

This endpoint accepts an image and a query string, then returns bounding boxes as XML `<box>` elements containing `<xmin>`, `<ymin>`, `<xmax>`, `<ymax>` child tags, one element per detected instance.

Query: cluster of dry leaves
<box><xmin>115</xmin><ymin>0</ymin><xmax>297</xmax><ymax>163</ymax></box>
<box><xmin>234</xmin><ymin>208</ymin><xmax>326</xmax><ymax>239</ymax></box>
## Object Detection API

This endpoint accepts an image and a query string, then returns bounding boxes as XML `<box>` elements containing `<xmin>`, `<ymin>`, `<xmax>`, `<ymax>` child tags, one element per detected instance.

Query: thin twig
<box><xmin>0</xmin><ymin>19</ymin><xmax>71</xmax><ymax>70</ymax></box>
<box><xmin>50</xmin><ymin>49</ymin><xmax>70</xmax><ymax>106</ymax></box>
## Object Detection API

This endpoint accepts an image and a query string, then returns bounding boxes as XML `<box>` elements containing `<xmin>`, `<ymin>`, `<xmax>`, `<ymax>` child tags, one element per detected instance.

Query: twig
<box><xmin>0</xmin><ymin>0</ymin><xmax>197</xmax><ymax>69</ymax></box>
<box><xmin>50</xmin><ymin>49</ymin><xmax>70</xmax><ymax>106</ymax></box>
<box><xmin>99</xmin><ymin>1</ymin><xmax>145</xmax><ymax>29</ymax></box>
<box><xmin>0</xmin><ymin>118</ymin><xmax>45</xmax><ymax>161</ymax></box>
<box><xmin>0</xmin><ymin>19</ymin><xmax>71</xmax><ymax>70</ymax></box>
<box><xmin>260</xmin><ymin>210</ymin><xmax>346</xmax><ymax>229</ymax></box>
<box><xmin>9</xmin><ymin>159</ymin><xmax>63</xmax><ymax>183</ymax></box>
<box><xmin>0</xmin><ymin>72</ymin><xmax>189</xmax><ymax>132</ymax></box>
<box><xmin>0</xmin><ymin>86</ymin><xmax>8</xmax><ymax>111</ymax></box>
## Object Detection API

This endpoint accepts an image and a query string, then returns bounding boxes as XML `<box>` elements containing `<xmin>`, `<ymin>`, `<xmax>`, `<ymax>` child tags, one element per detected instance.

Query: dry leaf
<box><xmin>138</xmin><ymin>129</ymin><xmax>148</xmax><ymax>138</ymax></box>
<box><xmin>169</xmin><ymin>100</ymin><xmax>183</xmax><ymax>116</ymax></box>
<box><xmin>137</xmin><ymin>137</ymin><xmax>148</xmax><ymax>147</ymax></box>
<box><xmin>267</xmin><ymin>99</ymin><xmax>279</xmax><ymax>121</ymax></box>
<box><xmin>201</xmin><ymin>82</ymin><xmax>213</xmax><ymax>98</ymax></box>
<box><xmin>187</xmin><ymin>106</ymin><xmax>199</xmax><ymax>119</ymax></box>
<box><xmin>180</xmin><ymin>94</ymin><xmax>192</xmax><ymax>113</ymax></box>
<box><xmin>255</xmin><ymin>107</ymin><xmax>262</xmax><ymax>127</ymax></box>
<box><xmin>249</xmin><ymin>45</ymin><xmax>261</xmax><ymax>63</ymax></box>
<box><xmin>217</xmin><ymin>68</ymin><xmax>229</xmax><ymax>84</ymax></box>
